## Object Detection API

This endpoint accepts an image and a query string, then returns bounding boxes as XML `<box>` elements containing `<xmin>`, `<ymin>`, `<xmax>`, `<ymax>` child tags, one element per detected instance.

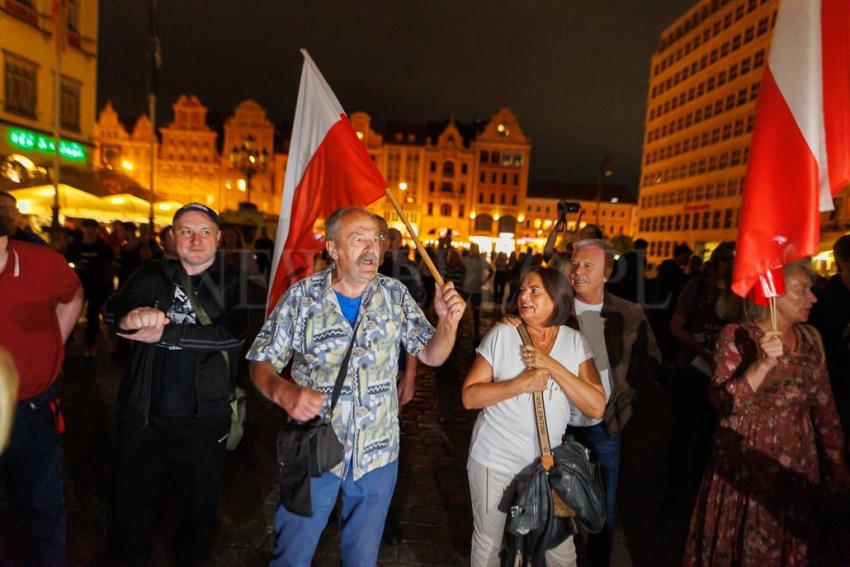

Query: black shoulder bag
<box><xmin>275</xmin><ymin>319</ymin><xmax>360</xmax><ymax>517</ymax></box>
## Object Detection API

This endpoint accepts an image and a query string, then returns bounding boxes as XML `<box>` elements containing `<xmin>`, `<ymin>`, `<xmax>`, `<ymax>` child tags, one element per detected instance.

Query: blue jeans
<box><xmin>0</xmin><ymin>381</ymin><xmax>66</xmax><ymax>567</ymax></box>
<box><xmin>567</xmin><ymin>423</ymin><xmax>621</xmax><ymax>567</ymax></box>
<box><xmin>271</xmin><ymin>460</ymin><xmax>398</xmax><ymax>567</ymax></box>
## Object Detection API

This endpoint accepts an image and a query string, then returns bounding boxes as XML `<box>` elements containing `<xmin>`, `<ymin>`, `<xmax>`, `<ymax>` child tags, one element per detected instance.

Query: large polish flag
<box><xmin>267</xmin><ymin>50</ymin><xmax>387</xmax><ymax>312</ymax></box>
<box><xmin>732</xmin><ymin>0</ymin><xmax>850</xmax><ymax>299</ymax></box>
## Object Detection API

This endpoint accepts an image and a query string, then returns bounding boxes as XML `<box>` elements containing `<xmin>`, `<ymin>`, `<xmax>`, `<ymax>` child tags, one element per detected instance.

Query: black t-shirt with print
<box><xmin>150</xmin><ymin>274</ymin><xmax>202</xmax><ymax>417</ymax></box>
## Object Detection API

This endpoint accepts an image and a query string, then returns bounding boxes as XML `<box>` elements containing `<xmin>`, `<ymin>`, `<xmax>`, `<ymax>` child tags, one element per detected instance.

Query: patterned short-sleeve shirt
<box><xmin>247</xmin><ymin>269</ymin><xmax>435</xmax><ymax>480</ymax></box>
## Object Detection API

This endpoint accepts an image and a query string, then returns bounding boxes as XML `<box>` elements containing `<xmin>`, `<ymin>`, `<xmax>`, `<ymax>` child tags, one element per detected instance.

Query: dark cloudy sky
<box><xmin>98</xmin><ymin>0</ymin><xmax>696</xmax><ymax>190</ymax></box>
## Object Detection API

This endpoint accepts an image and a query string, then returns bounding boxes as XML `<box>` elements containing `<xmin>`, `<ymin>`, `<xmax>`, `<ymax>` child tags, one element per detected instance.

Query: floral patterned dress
<box><xmin>683</xmin><ymin>322</ymin><xmax>846</xmax><ymax>567</ymax></box>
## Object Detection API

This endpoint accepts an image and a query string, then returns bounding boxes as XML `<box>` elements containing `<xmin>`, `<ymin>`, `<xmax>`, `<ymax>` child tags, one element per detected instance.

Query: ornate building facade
<box><xmin>94</xmin><ymin>96</ymin><xmax>284</xmax><ymax>213</ymax></box>
<box><xmin>362</xmin><ymin>107</ymin><xmax>532</xmax><ymax>250</ymax></box>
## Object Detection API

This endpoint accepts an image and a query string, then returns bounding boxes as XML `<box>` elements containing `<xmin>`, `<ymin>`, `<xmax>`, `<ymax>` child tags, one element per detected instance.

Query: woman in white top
<box><xmin>462</xmin><ymin>266</ymin><xmax>605</xmax><ymax>567</ymax></box>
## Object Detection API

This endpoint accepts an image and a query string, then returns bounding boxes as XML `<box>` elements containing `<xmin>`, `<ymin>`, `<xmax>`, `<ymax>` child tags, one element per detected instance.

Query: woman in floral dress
<box><xmin>683</xmin><ymin>261</ymin><xmax>847</xmax><ymax>566</ymax></box>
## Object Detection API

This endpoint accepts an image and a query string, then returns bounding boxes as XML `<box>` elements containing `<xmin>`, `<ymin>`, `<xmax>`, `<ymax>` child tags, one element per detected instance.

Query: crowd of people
<box><xmin>0</xmin><ymin>187</ymin><xmax>848</xmax><ymax>567</ymax></box>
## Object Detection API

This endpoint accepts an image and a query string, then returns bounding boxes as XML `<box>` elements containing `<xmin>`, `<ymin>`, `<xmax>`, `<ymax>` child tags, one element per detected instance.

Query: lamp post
<box><xmin>594</xmin><ymin>160</ymin><xmax>614</xmax><ymax>226</ymax></box>
<box><xmin>230</xmin><ymin>134</ymin><xmax>268</xmax><ymax>205</ymax></box>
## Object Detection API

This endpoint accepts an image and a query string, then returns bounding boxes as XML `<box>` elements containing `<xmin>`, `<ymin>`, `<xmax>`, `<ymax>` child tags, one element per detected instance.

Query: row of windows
<box><xmin>646</xmin><ymin>82</ymin><xmax>759</xmax><ymax>144</ymax></box>
<box><xmin>428</xmin><ymin>160</ymin><xmax>469</xmax><ymax>177</ymax></box>
<box><xmin>426</xmin><ymin>203</ymin><xmax>467</xmax><ymax>218</ymax></box>
<box><xmin>652</xmin><ymin>12</ymin><xmax>773</xmax><ymax>99</ymax></box>
<box><xmin>649</xmin><ymin>240</ymin><xmax>681</xmax><ymax>258</ymax></box>
<box><xmin>479</xmin><ymin>151</ymin><xmax>524</xmax><ymax>167</ymax></box>
<box><xmin>479</xmin><ymin>171</ymin><xmax>520</xmax><ymax>186</ymax></box>
<box><xmin>525</xmin><ymin>204</ymin><xmax>627</xmax><ymax>218</ymax></box>
<box><xmin>428</xmin><ymin>181</ymin><xmax>467</xmax><ymax>195</ymax></box>
<box><xmin>642</xmin><ymin>146</ymin><xmax>749</xmax><ymax>187</ymax></box>
<box><xmin>649</xmin><ymin>49</ymin><xmax>765</xmax><ymax>122</ymax></box>
<box><xmin>644</xmin><ymin>114</ymin><xmax>755</xmax><ymax>167</ymax></box>
<box><xmin>640</xmin><ymin>208</ymin><xmax>739</xmax><ymax>233</ymax></box>
<box><xmin>656</xmin><ymin>0</ymin><xmax>772</xmax><ymax>68</ymax></box>
<box><xmin>4</xmin><ymin>52</ymin><xmax>82</xmax><ymax>131</ymax></box>
<box><xmin>640</xmin><ymin>177</ymin><xmax>744</xmax><ymax>209</ymax></box>
<box><xmin>478</xmin><ymin>192</ymin><xmax>518</xmax><ymax>206</ymax></box>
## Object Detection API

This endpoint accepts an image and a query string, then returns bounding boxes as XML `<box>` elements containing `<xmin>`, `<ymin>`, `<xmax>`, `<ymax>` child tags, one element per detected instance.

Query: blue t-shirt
<box><xmin>335</xmin><ymin>292</ymin><xmax>362</xmax><ymax>327</ymax></box>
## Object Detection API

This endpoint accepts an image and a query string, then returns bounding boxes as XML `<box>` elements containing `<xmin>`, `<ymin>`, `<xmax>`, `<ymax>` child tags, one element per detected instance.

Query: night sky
<box><xmin>98</xmin><ymin>0</ymin><xmax>696</xmax><ymax>191</ymax></box>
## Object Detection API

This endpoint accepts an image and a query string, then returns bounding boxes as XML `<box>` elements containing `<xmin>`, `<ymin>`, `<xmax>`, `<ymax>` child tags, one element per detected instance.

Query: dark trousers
<box><xmin>107</xmin><ymin>413</ymin><xmax>230</xmax><ymax>567</ymax></box>
<box><xmin>464</xmin><ymin>291</ymin><xmax>483</xmax><ymax>340</ymax></box>
<box><xmin>667</xmin><ymin>367</ymin><xmax>716</xmax><ymax>492</ymax></box>
<box><xmin>83</xmin><ymin>287</ymin><xmax>109</xmax><ymax>347</ymax></box>
<box><xmin>567</xmin><ymin>423</ymin><xmax>621</xmax><ymax>567</ymax></box>
<box><xmin>493</xmin><ymin>272</ymin><xmax>508</xmax><ymax>306</ymax></box>
<box><xmin>0</xmin><ymin>381</ymin><xmax>65</xmax><ymax>567</ymax></box>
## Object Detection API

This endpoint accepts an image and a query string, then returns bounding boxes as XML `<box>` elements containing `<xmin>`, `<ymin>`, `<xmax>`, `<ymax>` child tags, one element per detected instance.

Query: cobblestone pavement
<box><xmin>0</xmin><ymin>303</ymin><xmax>692</xmax><ymax>566</ymax></box>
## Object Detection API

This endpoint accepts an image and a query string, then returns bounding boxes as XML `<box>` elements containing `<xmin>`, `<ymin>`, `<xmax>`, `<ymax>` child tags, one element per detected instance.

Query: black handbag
<box><xmin>275</xmin><ymin>320</ymin><xmax>359</xmax><ymax>516</ymax></box>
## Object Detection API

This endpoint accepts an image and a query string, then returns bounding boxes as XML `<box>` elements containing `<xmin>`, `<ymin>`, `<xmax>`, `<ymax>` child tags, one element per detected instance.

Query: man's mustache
<box><xmin>358</xmin><ymin>252</ymin><xmax>378</xmax><ymax>263</ymax></box>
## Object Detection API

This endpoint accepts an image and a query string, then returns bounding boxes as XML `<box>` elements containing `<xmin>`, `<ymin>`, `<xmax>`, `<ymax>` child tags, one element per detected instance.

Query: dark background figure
<box><xmin>492</xmin><ymin>252</ymin><xmax>509</xmax><ymax>310</ymax></box>
<box><xmin>418</xmin><ymin>246</ymin><xmax>437</xmax><ymax>309</ymax></box>
<box><xmin>506</xmin><ymin>247</ymin><xmax>535</xmax><ymax>306</ymax></box>
<box><xmin>0</xmin><ymin>191</ymin><xmax>46</xmax><ymax>246</ymax></box>
<box><xmin>443</xmin><ymin>248</ymin><xmax>466</xmax><ymax>292</ymax></box>
<box><xmin>253</xmin><ymin>225</ymin><xmax>275</xmax><ymax>282</ymax></box>
<box><xmin>65</xmin><ymin>219</ymin><xmax>115</xmax><ymax>358</ymax></box>
<box><xmin>375</xmin><ymin>218</ymin><xmax>422</xmax><ymax>547</ymax></box>
<box><xmin>460</xmin><ymin>244</ymin><xmax>493</xmax><ymax>341</ymax></box>
<box><xmin>685</xmin><ymin>255</ymin><xmax>703</xmax><ymax>281</ymax></box>
<box><xmin>606</xmin><ymin>238</ymin><xmax>648</xmax><ymax>304</ymax></box>
<box><xmin>158</xmin><ymin>225</ymin><xmax>178</xmax><ymax>261</ymax></box>
<box><xmin>116</xmin><ymin>222</ymin><xmax>161</xmax><ymax>291</ymax></box>
<box><xmin>810</xmin><ymin>234</ymin><xmax>850</xmax><ymax>440</ymax></box>
<box><xmin>650</xmin><ymin>243</ymin><xmax>693</xmax><ymax>362</ymax></box>
<box><xmin>221</xmin><ymin>224</ymin><xmax>261</xmax><ymax>276</ymax></box>
<box><xmin>666</xmin><ymin>242</ymin><xmax>741</xmax><ymax>499</ymax></box>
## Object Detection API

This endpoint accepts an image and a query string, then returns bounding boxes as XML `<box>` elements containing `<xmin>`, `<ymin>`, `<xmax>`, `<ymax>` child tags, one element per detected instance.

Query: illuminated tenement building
<box><xmin>94</xmin><ymin>96</ymin><xmax>285</xmax><ymax>212</ymax></box>
<box><xmin>361</xmin><ymin>107</ymin><xmax>531</xmax><ymax>251</ymax></box>
<box><xmin>1</xmin><ymin>0</ymin><xmax>98</xmax><ymax>187</ymax></box>
<box><xmin>637</xmin><ymin>0</ymin><xmax>778</xmax><ymax>262</ymax></box>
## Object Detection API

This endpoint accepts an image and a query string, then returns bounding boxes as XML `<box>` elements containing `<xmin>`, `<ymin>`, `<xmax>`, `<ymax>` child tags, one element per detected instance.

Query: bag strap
<box><xmin>176</xmin><ymin>263</ymin><xmax>230</xmax><ymax>367</ymax></box>
<box><xmin>329</xmin><ymin>318</ymin><xmax>360</xmax><ymax>418</ymax></box>
<box><xmin>516</xmin><ymin>324</ymin><xmax>554</xmax><ymax>472</ymax></box>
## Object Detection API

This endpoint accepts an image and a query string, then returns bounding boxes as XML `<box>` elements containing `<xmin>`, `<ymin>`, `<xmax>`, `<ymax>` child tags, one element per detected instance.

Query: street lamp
<box><xmin>230</xmin><ymin>134</ymin><xmax>268</xmax><ymax>204</ymax></box>
<box><xmin>594</xmin><ymin>159</ymin><xmax>614</xmax><ymax>225</ymax></box>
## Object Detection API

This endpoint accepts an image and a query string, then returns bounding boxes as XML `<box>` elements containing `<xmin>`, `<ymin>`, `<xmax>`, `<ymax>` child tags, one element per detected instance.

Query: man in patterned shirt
<box><xmin>248</xmin><ymin>207</ymin><xmax>465</xmax><ymax>565</ymax></box>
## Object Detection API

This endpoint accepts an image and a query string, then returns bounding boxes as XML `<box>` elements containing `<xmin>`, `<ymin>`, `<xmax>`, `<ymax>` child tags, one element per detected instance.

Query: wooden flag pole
<box><xmin>383</xmin><ymin>188</ymin><xmax>445</xmax><ymax>286</ymax></box>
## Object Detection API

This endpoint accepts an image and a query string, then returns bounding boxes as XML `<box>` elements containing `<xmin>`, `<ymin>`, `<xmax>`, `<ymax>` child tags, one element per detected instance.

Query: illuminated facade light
<box><xmin>399</xmin><ymin>182</ymin><xmax>408</xmax><ymax>190</ymax></box>
<box><xmin>237</xmin><ymin>179</ymin><xmax>247</xmax><ymax>192</ymax></box>
<box><xmin>121</xmin><ymin>160</ymin><xmax>134</xmax><ymax>171</ymax></box>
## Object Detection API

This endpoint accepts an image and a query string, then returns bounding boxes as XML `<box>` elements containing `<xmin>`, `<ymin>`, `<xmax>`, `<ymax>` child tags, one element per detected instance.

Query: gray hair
<box><xmin>572</xmin><ymin>238</ymin><xmax>616</xmax><ymax>270</ymax></box>
<box><xmin>325</xmin><ymin>207</ymin><xmax>374</xmax><ymax>241</ymax></box>
<box><xmin>743</xmin><ymin>259</ymin><xmax>815</xmax><ymax>322</ymax></box>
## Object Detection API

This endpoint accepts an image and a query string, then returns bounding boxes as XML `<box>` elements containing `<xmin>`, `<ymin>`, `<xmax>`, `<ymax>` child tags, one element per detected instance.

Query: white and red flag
<box><xmin>732</xmin><ymin>0</ymin><xmax>850</xmax><ymax>301</ymax></box>
<box><xmin>267</xmin><ymin>50</ymin><xmax>387</xmax><ymax>313</ymax></box>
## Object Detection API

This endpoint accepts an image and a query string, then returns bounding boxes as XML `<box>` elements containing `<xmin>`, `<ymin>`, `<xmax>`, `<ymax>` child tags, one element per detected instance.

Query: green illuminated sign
<box><xmin>8</xmin><ymin>128</ymin><xmax>87</xmax><ymax>161</ymax></box>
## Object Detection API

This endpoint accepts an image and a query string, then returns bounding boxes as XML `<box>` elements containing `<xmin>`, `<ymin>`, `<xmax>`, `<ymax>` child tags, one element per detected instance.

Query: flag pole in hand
<box><xmin>383</xmin><ymin>188</ymin><xmax>445</xmax><ymax>286</ymax></box>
